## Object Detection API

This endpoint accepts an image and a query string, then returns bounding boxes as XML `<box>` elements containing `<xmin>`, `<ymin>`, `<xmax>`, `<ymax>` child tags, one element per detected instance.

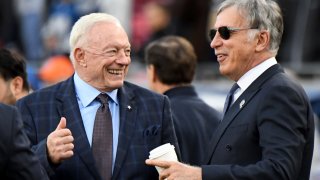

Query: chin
<box><xmin>219</xmin><ymin>67</ymin><xmax>227</xmax><ymax>76</ymax></box>
<box><xmin>111</xmin><ymin>81</ymin><xmax>124</xmax><ymax>88</ymax></box>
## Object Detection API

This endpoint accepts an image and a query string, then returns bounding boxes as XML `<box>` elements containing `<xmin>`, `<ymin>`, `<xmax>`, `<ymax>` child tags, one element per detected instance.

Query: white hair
<box><xmin>69</xmin><ymin>13</ymin><xmax>122</xmax><ymax>63</ymax></box>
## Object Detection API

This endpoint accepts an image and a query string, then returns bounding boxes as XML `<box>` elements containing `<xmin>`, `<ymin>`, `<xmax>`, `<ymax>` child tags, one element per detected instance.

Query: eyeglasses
<box><xmin>209</xmin><ymin>26</ymin><xmax>258</xmax><ymax>40</ymax></box>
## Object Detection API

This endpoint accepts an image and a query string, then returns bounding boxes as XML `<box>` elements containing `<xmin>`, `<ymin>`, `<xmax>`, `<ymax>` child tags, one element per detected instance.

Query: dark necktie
<box><xmin>92</xmin><ymin>93</ymin><xmax>113</xmax><ymax>180</ymax></box>
<box><xmin>223</xmin><ymin>83</ymin><xmax>239</xmax><ymax>116</ymax></box>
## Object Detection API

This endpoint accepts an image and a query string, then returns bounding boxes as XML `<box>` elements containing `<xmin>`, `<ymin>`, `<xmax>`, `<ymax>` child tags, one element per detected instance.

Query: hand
<box><xmin>47</xmin><ymin>117</ymin><xmax>74</xmax><ymax>164</ymax></box>
<box><xmin>145</xmin><ymin>159</ymin><xmax>202</xmax><ymax>180</ymax></box>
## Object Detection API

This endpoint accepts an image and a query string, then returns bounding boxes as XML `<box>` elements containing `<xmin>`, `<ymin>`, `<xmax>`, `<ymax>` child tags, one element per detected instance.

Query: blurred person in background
<box><xmin>167</xmin><ymin>0</ymin><xmax>213</xmax><ymax>62</ymax></box>
<box><xmin>131</xmin><ymin>0</ymin><xmax>156</xmax><ymax>57</ymax></box>
<box><xmin>0</xmin><ymin>103</ymin><xmax>48</xmax><ymax>180</ymax></box>
<box><xmin>146</xmin><ymin>0</ymin><xmax>315</xmax><ymax>179</ymax></box>
<box><xmin>132</xmin><ymin>0</ymin><xmax>214</xmax><ymax>63</ymax></box>
<box><xmin>135</xmin><ymin>1</ymin><xmax>173</xmax><ymax>60</ymax></box>
<box><xmin>41</xmin><ymin>0</ymin><xmax>79</xmax><ymax>56</ymax></box>
<box><xmin>0</xmin><ymin>48</ymin><xmax>30</xmax><ymax>105</ymax></box>
<box><xmin>16</xmin><ymin>12</ymin><xmax>180</xmax><ymax>180</ymax></box>
<box><xmin>98</xmin><ymin>0</ymin><xmax>131</xmax><ymax>35</ymax></box>
<box><xmin>38</xmin><ymin>55</ymin><xmax>74</xmax><ymax>87</ymax></box>
<box><xmin>15</xmin><ymin>0</ymin><xmax>46</xmax><ymax>63</ymax></box>
<box><xmin>0</xmin><ymin>0</ymin><xmax>20</xmax><ymax>49</ymax></box>
<box><xmin>145</xmin><ymin>35</ymin><xmax>221</xmax><ymax>165</ymax></box>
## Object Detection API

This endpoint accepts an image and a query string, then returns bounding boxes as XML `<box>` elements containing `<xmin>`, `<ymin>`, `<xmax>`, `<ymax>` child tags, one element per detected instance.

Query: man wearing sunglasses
<box><xmin>146</xmin><ymin>0</ymin><xmax>315</xmax><ymax>179</ymax></box>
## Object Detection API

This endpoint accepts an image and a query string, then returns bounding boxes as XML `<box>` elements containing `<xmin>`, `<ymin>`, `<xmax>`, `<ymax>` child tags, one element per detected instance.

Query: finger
<box><xmin>55</xmin><ymin>128</ymin><xmax>72</xmax><ymax>137</ymax></box>
<box><xmin>159</xmin><ymin>169</ymin><xmax>170</xmax><ymax>180</ymax></box>
<box><xmin>54</xmin><ymin>142</ymin><xmax>74</xmax><ymax>154</ymax></box>
<box><xmin>47</xmin><ymin>141</ymin><xmax>74</xmax><ymax>164</ymax></box>
<box><xmin>56</xmin><ymin>117</ymin><xmax>67</xmax><ymax>130</ymax></box>
<box><xmin>60</xmin><ymin>135</ymin><xmax>74</xmax><ymax>144</ymax></box>
<box><xmin>47</xmin><ymin>130</ymin><xmax>73</xmax><ymax>147</ymax></box>
<box><xmin>62</xmin><ymin>143</ymin><xmax>74</xmax><ymax>152</ymax></box>
<box><xmin>145</xmin><ymin>159</ymin><xmax>171</xmax><ymax>168</ymax></box>
<box><xmin>60</xmin><ymin>150</ymin><xmax>74</xmax><ymax>160</ymax></box>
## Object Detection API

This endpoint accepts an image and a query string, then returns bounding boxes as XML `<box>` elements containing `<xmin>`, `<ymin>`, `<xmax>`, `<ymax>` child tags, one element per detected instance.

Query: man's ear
<box><xmin>10</xmin><ymin>76</ymin><xmax>24</xmax><ymax>97</ymax></box>
<box><xmin>74</xmin><ymin>48</ymin><xmax>87</xmax><ymax>67</ymax></box>
<box><xmin>255</xmin><ymin>30</ymin><xmax>270</xmax><ymax>52</ymax></box>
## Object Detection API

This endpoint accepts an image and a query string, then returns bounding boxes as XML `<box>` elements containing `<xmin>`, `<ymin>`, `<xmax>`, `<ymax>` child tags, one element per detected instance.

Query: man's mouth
<box><xmin>216</xmin><ymin>53</ymin><xmax>227</xmax><ymax>62</ymax></box>
<box><xmin>108</xmin><ymin>69</ymin><xmax>123</xmax><ymax>75</ymax></box>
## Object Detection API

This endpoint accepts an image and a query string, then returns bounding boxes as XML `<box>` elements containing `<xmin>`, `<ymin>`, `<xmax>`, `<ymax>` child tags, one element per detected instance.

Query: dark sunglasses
<box><xmin>209</xmin><ymin>26</ymin><xmax>258</xmax><ymax>40</ymax></box>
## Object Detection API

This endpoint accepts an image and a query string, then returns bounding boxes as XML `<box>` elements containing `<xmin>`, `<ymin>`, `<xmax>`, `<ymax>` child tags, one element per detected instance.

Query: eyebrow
<box><xmin>101</xmin><ymin>43</ymin><xmax>131</xmax><ymax>50</ymax></box>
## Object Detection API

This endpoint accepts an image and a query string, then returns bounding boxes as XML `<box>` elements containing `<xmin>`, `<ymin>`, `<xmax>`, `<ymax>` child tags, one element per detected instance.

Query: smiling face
<box><xmin>210</xmin><ymin>6</ymin><xmax>259</xmax><ymax>81</ymax></box>
<box><xmin>74</xmin><ymin>21</ymin><xmax>131</xmax><ymax>92</ymax></box>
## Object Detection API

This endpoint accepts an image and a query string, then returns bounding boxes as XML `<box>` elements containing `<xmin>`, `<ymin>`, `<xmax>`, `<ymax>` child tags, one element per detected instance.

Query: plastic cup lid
<box><xmin>149</xmin><ymin>143</ymin><xmax>175</xmax><ymax>159</ymax></box>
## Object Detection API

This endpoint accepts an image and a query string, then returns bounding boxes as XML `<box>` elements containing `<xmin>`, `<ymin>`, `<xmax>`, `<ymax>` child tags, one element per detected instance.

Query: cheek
<box><xmin>222</xmin><ymin>49</ymin><xmax>243</xmax><ymax>76</ymax></box>
<box><xmin>231</xmin><ymin>51</ymin><xmax>242</xmax><ymax>67</ymax></box>
<box><xmin>90</xmin><ymin>60</ymin><xmax>108</xmax><ymax>73</ymax></box>
<box><xmin>230</xmin><ymin>47</ymin><xmax>254</xmax><ymax>77</ymax></box>
<box><xmin>226</xmin><ymin>50</ymin><xmax>240</xmax><ymax>68</ymax></box>
<box><xmin>0</xmin><ymin>89</ymin><xmax>4</xmax><ymax>100</ymax></box>
<box><xmin>0</xmin><ymin>87</ymin><xmax>12</xmax><ymax>102</ymax></box>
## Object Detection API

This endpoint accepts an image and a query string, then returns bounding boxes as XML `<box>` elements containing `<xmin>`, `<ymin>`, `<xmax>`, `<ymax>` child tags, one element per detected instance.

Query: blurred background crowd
<box><xmin>1</xmin><ymin>0</ymin><xmax>320</xmax><ymax>84</ymax></box>
<box><xmin>0</xmin><ymin>0</ymin><xmax>320</xmax><ymax>178</ymax></box>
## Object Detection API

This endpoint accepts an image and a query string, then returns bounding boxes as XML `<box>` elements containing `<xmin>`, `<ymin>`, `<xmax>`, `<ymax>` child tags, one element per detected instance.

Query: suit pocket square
<box><xmin>143</xmin><ymin>125</ymin><xmax>161</xmax><ymax>137</ymax></box>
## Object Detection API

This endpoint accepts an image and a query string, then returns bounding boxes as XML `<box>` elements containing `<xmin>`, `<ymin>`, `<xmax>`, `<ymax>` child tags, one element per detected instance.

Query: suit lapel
<box><xmin>204</xmin><ymin>64</ymin><xmax>284</xmax><ymax>164</ymax></box>
<box><xmin>55</xmin><ymin>77</ymin><xmax>100</xmax><ymax>179</ymax></box>
<box><xmin>112</xmin><ymin>83</ymin><xmax>138</xmax><ymax>179</ymax></box>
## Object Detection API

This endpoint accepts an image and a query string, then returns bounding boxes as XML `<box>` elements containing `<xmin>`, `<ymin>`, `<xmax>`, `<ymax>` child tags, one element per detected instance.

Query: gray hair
<box><xmin>69</xmin><ymin>13</ymin><xmax>122</xmax><ymax>63</ymax></box>
<box><xmin>217</xmin><ymin>0</ymin><xmax>283</xmax><ymax>55</ymax></box>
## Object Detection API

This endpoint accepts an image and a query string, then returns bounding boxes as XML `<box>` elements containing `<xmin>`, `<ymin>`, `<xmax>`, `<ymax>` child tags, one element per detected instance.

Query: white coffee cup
<box><xmin>149</xmin><ymin>143</ymin><xmax>178</xmax><ymax>173</ymax></box>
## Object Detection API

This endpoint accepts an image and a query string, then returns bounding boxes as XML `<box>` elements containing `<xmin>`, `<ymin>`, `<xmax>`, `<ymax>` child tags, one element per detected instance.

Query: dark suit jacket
<box><xmin>164</xmin><ymin>86</ymin><xmax>221</xmax><ymax>165</ymax></box>
<box><xmin>202</xmin><ymin>64</ymin><xmax>314</xmax><ymax>180</ymax></box>
<box><xmin>16</xmin><ymin>76</ymin><xmax>180</xmax><ymax>180</ymax></box>
<box><xmin>0</xmin><ymin>103</ymin><xmax>48</xmax><ymax>180</ymax></box>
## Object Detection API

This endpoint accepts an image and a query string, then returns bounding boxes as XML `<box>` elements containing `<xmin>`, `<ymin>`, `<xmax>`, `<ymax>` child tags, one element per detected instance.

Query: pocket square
<box><xmin>143</xmin><ymin>125</ymin><xmax>160</xmax><ymax>137</ymax></box>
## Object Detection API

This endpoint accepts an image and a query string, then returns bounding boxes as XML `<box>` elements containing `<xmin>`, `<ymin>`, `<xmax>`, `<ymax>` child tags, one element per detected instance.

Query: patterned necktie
<box><xmin>223</xmin><ymin>83</ymin><xmax>239</xmax><ymax>116</ymax></box>
<box><xmin>92</xmin><ymin>93</ymin><xmax>113</xmax><ymax>180</ymax></box>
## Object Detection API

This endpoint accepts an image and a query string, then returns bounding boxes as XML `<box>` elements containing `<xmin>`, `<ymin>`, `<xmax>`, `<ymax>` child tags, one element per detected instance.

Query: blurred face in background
<box><xmin>75</xmin><ymin>22</ymin><xmax>131</xmax><ymax>92</ymax></box>
<box><xmin>144</xmin><ymin>2</ymin><xmax>171</xmax><ymax>33</ymax></box>
<box><xmin>210</xmin><ymin>6</ymin><xmax>258</xmax><ymax>81</ymax></box>
<box><xmin>0</xmin><ymin>77</ymin><xmax>15</xmax><ymax>105</ymax></box>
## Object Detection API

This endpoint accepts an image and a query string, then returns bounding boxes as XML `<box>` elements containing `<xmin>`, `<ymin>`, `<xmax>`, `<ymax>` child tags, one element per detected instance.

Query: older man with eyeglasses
<box><xmin>146</xmin><ymin>0</ymin><xmax>315</xmax><ymax>179</ymax></box>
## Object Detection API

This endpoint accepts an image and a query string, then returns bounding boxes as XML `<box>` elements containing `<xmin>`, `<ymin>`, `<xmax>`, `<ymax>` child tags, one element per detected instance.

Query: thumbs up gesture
<box><xmin>47</xmin><ymin>117</ymin><xmax>74</xmax><ymax>164</ymax></box>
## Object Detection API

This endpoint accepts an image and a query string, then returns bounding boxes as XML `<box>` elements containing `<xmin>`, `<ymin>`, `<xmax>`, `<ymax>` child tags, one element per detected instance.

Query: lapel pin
<box><xmin>240</xmin><ymin>100</ymin><xmax>245</xmax><ymax>109</ymax></box>
<box><xmin>127</xmin><ymin>105</ymin><xmax>132</xmax><ymax>111</ymax></box>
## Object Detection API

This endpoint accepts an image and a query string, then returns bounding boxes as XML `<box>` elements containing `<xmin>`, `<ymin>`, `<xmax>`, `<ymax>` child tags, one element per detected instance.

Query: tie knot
<box><xmin>229</xmin><ymin>83</ymin><xmax>239</xmax><ymax>95</ymax></box>
<box><xmin>96</xmin><ymin>93</ymin><xmax>109</xmax><ymax>105</ymax></box>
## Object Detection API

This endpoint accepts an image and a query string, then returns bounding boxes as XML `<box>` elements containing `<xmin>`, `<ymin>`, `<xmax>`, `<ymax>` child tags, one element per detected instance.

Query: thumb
<box><xmin>56</xmin><ymin>117</ymin><xmax>67</xmax><ymax>130</ymax></box>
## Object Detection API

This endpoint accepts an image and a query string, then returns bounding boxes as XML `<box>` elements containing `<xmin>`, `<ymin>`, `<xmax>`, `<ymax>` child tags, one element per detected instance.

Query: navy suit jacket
<box><xmin>0</xmin><ymin>103</ymin><xmax>48</xmax><ymax>180</ymax></box>
<box><xmin>202</xmin><ymin>64</ymin><xmax>314</xmax><ymax>180</ymax></box>
<box><xmin>16</xmin><ymin>76</ymin><xmax>180</xmax><ymax>180</ymax></box>
<box><xmin>164</xmin><ymin>86</ymin><xmax>221</xmax><ymax>165</ymax></box>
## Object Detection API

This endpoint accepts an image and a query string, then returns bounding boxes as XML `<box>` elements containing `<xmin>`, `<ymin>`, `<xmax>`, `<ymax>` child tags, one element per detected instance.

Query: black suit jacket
<box><xmin>202</xmin><ymin>64</ymin><xmax>314</xmax><ymax>180</ymax></box>
<box><xmin>164</xmin><ymin>86</ymin><xmax>221</xmax><ymax>165</ymax></box>
<box><xmin>16</xmin><ymin>76</ymin><xmax>180</xmax><ymax>180</ymax></box>
<box><xmin>0</xmin><ymin>103</ymin><xmax>48</xmax><ymax>180</ymax></box>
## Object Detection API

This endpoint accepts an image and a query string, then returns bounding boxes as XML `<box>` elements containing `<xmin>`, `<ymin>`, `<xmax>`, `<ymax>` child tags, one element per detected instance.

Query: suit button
<box><xmin>225</xmin><ymin>144</ymin><xmax>232</xmax><ymax>151</ymax></box>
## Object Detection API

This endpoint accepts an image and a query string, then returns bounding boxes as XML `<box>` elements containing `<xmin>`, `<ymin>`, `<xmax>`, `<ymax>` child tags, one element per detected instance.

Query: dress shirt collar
<box><xmin>237</xmin><ymin>57</ymin><xmax>277</xmax><ymax>92</ymax></box>
<box><xmin>74</xmin><ymin>73</ymin><xmax>118</xmax><ymax>107</ymax></box>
